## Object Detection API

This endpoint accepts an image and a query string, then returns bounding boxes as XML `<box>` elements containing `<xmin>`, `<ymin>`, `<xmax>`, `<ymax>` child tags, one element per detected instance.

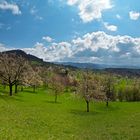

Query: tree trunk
<box><xmin>15</xmin><ymin>84</ymin><xmax>18</xmax><ymax>93</ymax></box>
<box><xmin>86</xmin><ymin>100</ymin><xmax>89</xmax><ymax>112</ymax></box>
<box><xmin>106</xmin><ymin>101</ymin><xmax>109</xmax><ymax>107</ymax></box>
<box><xmin>3</xmin><ymin>84</ymin><xmax>6</xmax><ymax>90</ymax></box>
<box><xmin>44</xmin><ymin>83</ymin><xmax>48</xmax><ymax>89</ymax></box>
<box><xmin>55</xmin><ymin>93</ymin><xmax>57</xmax><ymax>103</ymax></box>
<box><xmin>33</xmin><ymin>85</ymin><xmax>36</xmax><ymax>93</ymax></box>
<box><xmin>21</xmin><ymin>86</ymin><xmax>23</xmax><ymax>91</ymax></box>
<box><xmin>65</xmin><ymin>87</ymin><xmax>68</xmax><ymax>92</ymax></box>
<box><xmin>9</xmin><ymin>84</ymin><xmax>13</xmax><ymax>96</ymax></box>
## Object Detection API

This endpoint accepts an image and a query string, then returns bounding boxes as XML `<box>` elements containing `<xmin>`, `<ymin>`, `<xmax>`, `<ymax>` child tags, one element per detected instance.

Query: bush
<box><xmin>123</xmin><ymin>85</ymin><xmax>140</xmax><ymax>101</ymax></box>
<box><xmin>118</xmin><ymin>88</ymin><xmax>125</xmax><ymax>102</ymax></box>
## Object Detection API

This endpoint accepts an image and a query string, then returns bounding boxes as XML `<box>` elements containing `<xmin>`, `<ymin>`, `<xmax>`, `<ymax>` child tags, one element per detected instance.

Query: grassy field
<box><xmin>0</xmin><ymin>87</ymin><xmax>140</xmax><ymax>140</ymax></box>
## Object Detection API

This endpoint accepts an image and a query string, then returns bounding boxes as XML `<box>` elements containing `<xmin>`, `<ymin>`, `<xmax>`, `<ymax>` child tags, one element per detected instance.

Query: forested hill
<box><xmin>3</xmin><ymin>50</ymin><xmax>48</xmax><ymax>65</ymax></box>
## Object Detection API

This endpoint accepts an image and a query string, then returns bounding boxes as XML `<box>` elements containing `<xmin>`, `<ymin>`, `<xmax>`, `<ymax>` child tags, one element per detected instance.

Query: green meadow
<box><xmin>0</xmin><ymin>87</ymin><xmax>140</xmax><ymax>140</ymax></box>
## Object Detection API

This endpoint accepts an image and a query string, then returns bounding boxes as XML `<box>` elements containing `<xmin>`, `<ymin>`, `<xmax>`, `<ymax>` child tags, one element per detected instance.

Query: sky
<box><xmin>0</xmin><ymin>0</ymin><xmax>140</xmax><ymax>66</ymax></box>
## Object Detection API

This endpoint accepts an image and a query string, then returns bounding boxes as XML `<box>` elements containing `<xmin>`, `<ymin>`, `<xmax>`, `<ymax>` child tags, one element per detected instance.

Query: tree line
<box><xmin>0</xmin><ymin>52</ymin><xmax>140</xmax><ymax>112</ymax></box>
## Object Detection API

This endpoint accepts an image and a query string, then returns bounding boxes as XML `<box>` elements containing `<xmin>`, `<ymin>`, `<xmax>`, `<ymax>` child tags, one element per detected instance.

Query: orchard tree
<box><xmin>78</xmin><ymin>71</ymin><xmax>104</xmax><ymax>112</ymax></box>
<box><xmin>69</xmin><ymin>77</ymin><xmax>78</xmax><ymax>93</ymax></box>
<box><xmin>42</xmin><ymin>67</ymin><xmax>56</xmax><ymax>89</ymax></box>
<box><xmin>0</xmin><ymin>53</ymin><xmax>28</xmax><ymax>96</ymax></box>
<box><xmin>101</xmin><ymin>74</ymin><xmax>116</xmax><ymax>107</ymax></box>
<box><xmin>49</xmin><ymin>74</ymin><xmax>64</xmax><ymax>103</ymax></box>
<box><xmin>22</xmin><ymin>66</ymin><xmax>43</xmax><ymax>92</ymax></box>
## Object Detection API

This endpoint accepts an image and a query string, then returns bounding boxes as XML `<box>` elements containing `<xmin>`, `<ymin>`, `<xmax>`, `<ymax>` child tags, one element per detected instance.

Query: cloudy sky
<box><xmin>0</xmin><ymin>0</ymin><xmax>140</xmax><ymax>66</ymax></box>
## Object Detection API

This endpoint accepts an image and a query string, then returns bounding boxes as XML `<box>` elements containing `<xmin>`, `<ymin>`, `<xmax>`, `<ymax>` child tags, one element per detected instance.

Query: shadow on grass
<box><xmin>0</xmin><ymin>94</ymin><xmax>23</xmax><ymax>102</ymax></box>
<box><xmin>97</xmin><ymin>104</ymin><xmax>120</xmax><ymax>112</ymax></box>
<box><xmin>0</xmin><ymin>89</ymin><xmax>9</xmax><ymax>94</ymax></box>
<box><xmin>44</xmin><ymin>100</ymin><xmax>62</xmax><ymax>104</ymax></box>
<box><xmin>21</xmin><ymin>90</ymin><xmax>37</xmax><ymax>94</ymax></box>
<box><xmin>70</xmin><ymin>109</ymin><xmax>99</xmax><ymax>116</ymax></box>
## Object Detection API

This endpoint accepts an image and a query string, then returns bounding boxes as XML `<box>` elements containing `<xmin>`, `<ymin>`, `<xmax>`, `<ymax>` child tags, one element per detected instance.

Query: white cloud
<box><xmin>34</xmin><ymin>42</ymin><xmax>44</xmax><ymax>48</ymax></box>
<box><xmin>6</xmin><ymin>26</ymin><xmax>11</xmax><ymax>30</ymax></box>
<box><xmin>129</xmin><ymin>11</ymin><xmax>140</xmax><ymax>20</ymax></box>
<box><xmin>45</xmin><ymin>42</ymin><xmax>72</xmax><ymax>61</ymax></box>
<box><xmin>30</xmin><ymin>6</ymin><xmax>37</xmax><ymax>15</ymax></box>
<box><xmin>20</xmin><ymin>31</ymin><xmax>140</xmax><ymax>65</ymax></box>
<box><xmin>30</xmin><ymin>6</ymin><xmax>43</xmax><ymax>20</ymax></box>
<box><xmin>23</xmin><ymin>42</ymin><xmax>47</xmax><ymax>60</ymax></box>
<box><xmin>104</xmin><ymin>22</ymin><xmax>117</xmax><ymax>32</ymax></box>
<box><xmin>1</xmin><ymin>31</ymin><xmax>140</xmax><ymax>65</ymax></box>
<box><xmin>72</xmin><ymin>31</ymin><xmax>120</xmax><ymax>53</ymax></box>
<box><xmin>23</xmin><ymin>41</ymin><xmax>72</xmax><ymax>62</ymax></box>
<box><xmin>0</xmin><ymin>1</ymin><xmax>21</xmax><ymax>15</ymax></box>
<box><xmin>116</xmin><ymin>14</ymin><xmax>121</xmax><ymax>19</ymax></box>
<box><xmin>67</xmin><ymin>0</ymin><xmax>113</xmax><ymax>23</ymax></box>
<box><xmin>35</xmin><ymin>16</ymin><xmax>43</xmax><ymax>20</ymax></box>
<box><xmin>42</xmin><ymin>36</ymin><xmax>54</xmax><ymax>43</ymax></box>
<box><xmin>0</xmin><ymin>23</ymin><xmax>4</xmax><ymax>29</ymax></box>
<box><xmin>0</xmin><ymin>43</ymin><xmax>8</xmax><ymax>52</ymax></box>
<box><xmin>67</xmin><ymin>0</ymin><xmax>79</xmax><ymax>5</ymax></box>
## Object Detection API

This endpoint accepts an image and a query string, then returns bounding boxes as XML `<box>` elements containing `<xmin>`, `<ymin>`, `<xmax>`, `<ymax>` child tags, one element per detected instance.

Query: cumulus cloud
<box><xmin>23</xmin><ymin>42</ymin><xmax>47</xmax><ymax>59</ymax></box>
<box><xmin>67</xmin><ymin>0</ymin><xmax>113</xmax><ymax>23</ymax></box>
<box><xmin>104</xmin><ymin>22</ymin><xmax>117</xmax><ymax>32</ymax></box>
<box><xmin>129</xmin><ymin>11</ymin><xmax>140</xmax><ymax>20</ymax></box>
<box><xmin>0</xmin><ymin>43</ymin><xmax>8</xmax><ymax>52</ymax></box>
<box><xmin>20</xmin><ymin>31</ymin><xmax>140</xmax><ymax>66</ymax></box>
<box><xmin>42</xmin><ymin>36</ymin><xmax>54</xmax><ymax>43</ymax></box>
<box><xmin>45</xmin><ymin>42</ymin><xmax>72</xmax><ymax>61</ymax></box>
<box><xmin>1</xmin><ymin>31</ymin><xmax>140</xmax><ymax>65</ymax></box>
<box><xmin>67</xmin><ymin>0</ymin><xmax>79</xmax><ymax>5</ymax></box>
<box><xmin>0</xmin><ymin>1</ymin><xmax>21</xmax><ymax>15</ymax></box>
<box><xmin>22</xmin><ymin>41</ymin><xmax>72</xmax><ymax>62</ymax></box>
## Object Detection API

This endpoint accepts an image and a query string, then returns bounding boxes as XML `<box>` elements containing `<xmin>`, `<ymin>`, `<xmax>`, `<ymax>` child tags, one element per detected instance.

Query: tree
<box><xmin>78</xmin><ymin>71</ymin><xmax>103</xmax><ymax>112</ymax></box>
<box><xmin>42</xmin><ymin>68</ymin><xmax>53</xmax><ymax>89</ymax></box>
<box><xmin>0</xmin><ymin>53</ymin><xmax>28</xmax><ymax>96</ymax></box>
<box><xmin>69</xmin><ymin>77</ymin><xmax>78</xmax><ymax>93</ymax></box>
<box><xmin>122</xmin><ymin>79</ymin><xmax>140</xmax><ymax>101</ymax></box>
<box><xmin>14</xmin><ymin>79</ymin><xmax>19</xmax><ymax>93</ymax></box>
<box><xmin>49</xmin><ymin>74</ymin><xmax>64</xmax><ymax>103</ymax></box>
<box><xmin>22</xmin><ymin>66</ymin><xmax>43</xmax><ymax>92</ymax></box>
<box><xmin>101</xmin><ymin>74</ymin><xmax>116</xmax><ymax>107</ymax></box>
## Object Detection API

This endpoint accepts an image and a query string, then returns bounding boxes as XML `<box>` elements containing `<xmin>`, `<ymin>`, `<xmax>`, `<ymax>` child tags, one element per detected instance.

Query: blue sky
<box><xmin>0</xmin><ymin>0</ymin><xmax>140</xmax><ymax>65</ymax></box>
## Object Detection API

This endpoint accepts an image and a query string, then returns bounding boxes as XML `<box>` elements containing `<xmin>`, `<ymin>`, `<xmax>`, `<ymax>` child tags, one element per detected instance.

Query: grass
<box><xmin>0</xmin><ymin>87</ymin><xmax>140</xmax><ymax>140</ymax></box>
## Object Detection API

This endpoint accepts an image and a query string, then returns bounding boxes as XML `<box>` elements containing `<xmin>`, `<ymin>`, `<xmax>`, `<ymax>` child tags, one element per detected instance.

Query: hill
<box><xmin>3</xmin><ymin>50</ymin><xmax>49</xmax><ymax>65</ymax></box>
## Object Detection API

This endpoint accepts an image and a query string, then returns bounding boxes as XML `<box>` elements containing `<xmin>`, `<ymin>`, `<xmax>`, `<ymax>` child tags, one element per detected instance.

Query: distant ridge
<box><xmin>105</xmin><ymin>68</ymin><xmax>140</xmax><ymax>77</ymax></box>
<box><xmin>56</xmin><ymin>62</ymin><xmax>140</xmax><ymax>70</ymax></box>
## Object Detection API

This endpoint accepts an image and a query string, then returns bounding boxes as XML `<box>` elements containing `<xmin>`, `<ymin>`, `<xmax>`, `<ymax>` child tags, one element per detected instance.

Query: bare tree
<box><xmin>0</xmin><ymin>53</ymin><xmax>28</xmax><ymax>96</ymax></box>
